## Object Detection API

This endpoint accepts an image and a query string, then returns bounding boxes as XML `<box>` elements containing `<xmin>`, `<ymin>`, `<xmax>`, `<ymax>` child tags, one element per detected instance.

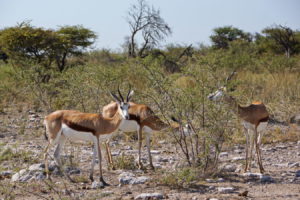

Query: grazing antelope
<box><xmin>208</xmin><ymin>74</ymin><xmax>269</xmax><ymax>173</ymax></box>
<box><xmin>102</xmin><ymin>93</ymin><xmax>192</xmax><ymax>170</ymax></box>
<box><xmin>43</xmin><ymin>89</ymin><xmax>134</xmax><ymax>186</ymax></box>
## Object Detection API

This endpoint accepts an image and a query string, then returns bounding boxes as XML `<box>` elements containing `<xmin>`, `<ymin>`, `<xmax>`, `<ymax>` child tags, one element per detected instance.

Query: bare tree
<box><xmin>126</xmin><ymin>0</ymin><xmax>172</xmax><ymax>57</ymax></box>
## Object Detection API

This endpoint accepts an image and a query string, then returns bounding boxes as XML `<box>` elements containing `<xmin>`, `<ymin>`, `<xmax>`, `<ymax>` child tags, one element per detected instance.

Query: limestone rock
<box><xmin>135</xmin><ymin>193</ymin><xmax>163</xmax><ymax>200</ymax></box>
<box><xmin>217</xmin><ymin>187</ymin><xmax>235</xmax><ymax>193</ymax></box>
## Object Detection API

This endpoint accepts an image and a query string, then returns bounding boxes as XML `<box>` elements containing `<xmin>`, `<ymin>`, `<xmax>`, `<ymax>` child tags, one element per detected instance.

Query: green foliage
<box><xmin>210</xmin><ymin>26</ymin><xmax>252</xmax><ymax>49</ymax></box>
<box><xmin>259</xmin><ymin>25</ymin><xmax>300</xmax><ymax>57</ymax></box>
<box><xmin>0</xmin><ymin>22</ymin><xmax>96</xmax><ymax>72</ymax></box>
<box><xmin>160</xmin><ymin>168</ymin><xmax>198</xmax><ymax>188</ymax></box>
<box><xmin>114</xmin><ymin>154</ymin><xmax>136</xmax><ymax>170</ymax></box>
<box><xmin>0</xmin><ymin>147</ymin><xmax>36</xmax><ymax>164</ymax></box>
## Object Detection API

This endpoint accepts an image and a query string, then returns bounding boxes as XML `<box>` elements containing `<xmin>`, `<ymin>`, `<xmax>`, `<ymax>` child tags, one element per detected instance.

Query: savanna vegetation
<box><xmin>0</xmin><ymin>0</ymin><xmax>300</xmax><ymax>194</ymax></box>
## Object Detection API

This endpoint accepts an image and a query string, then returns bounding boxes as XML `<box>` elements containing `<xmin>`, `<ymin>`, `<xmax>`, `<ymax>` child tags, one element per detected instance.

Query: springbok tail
<box><xmin>43</xmin><ymin>120</ymin><xmax>48</xmax><ymax>141</ymax></box>
<box><xmin>171</xmin><ymin>116</ymin><xmax>180</xmax><ymax>123</ymax></box>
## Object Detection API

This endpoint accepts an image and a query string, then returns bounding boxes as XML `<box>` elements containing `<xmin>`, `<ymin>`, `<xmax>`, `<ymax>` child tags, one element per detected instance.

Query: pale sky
<box><xmin>1</xmin><ymin>0</ymin><xmax>299</xmax><ymax>51</ymax></box>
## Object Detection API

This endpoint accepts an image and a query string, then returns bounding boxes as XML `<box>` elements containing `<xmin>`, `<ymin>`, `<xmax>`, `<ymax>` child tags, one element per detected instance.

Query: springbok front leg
<box><xmin>89</xmin><ymin>143</ymin><xmax>97</xmax><ymax>182</ymax></box>
<box><xmin>96</xmin><ymin>136</ymin><xmax>109</xmax><ymax>186</ymax></box>
<box><xmin>244</xmin><ymin>128</ymin><xmax>250</xmax><ymax>172</ymax></box>
<box><xmin>248</xmin><ymin>129</ymin><xmax>255</xmax><ymax>172</ymax></box>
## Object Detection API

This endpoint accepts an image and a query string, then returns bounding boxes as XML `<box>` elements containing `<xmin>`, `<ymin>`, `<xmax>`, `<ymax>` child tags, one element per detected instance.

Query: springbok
<box><xmin>102</xmin><ymin>92</ymin><xmax>192</xmax><ymax>170</ymax></box>
<box><xmin>208</xmin><ymin>75</ymin><xmax>269</xmax><ymax>173</ymax></box>
<box><xmin>43</xmin><ymin>89</ymin><xmax>134</xmax><ymax>186</ymax></box>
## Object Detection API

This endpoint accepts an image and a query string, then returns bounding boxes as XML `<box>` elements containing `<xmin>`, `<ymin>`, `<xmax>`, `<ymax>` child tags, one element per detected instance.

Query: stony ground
<box><xmin>0</xmin><ymin>109</ymin><xmax>299</xmax><ymax>200</ymax></box>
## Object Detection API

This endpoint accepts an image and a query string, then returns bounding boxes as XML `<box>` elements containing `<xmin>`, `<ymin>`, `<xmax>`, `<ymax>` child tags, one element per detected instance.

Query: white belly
<box><xmin>257</xmin><ymin>122</ymin><xmax>268</xmax><ymax>132</ymax></box>
<box><xmin>119</xmin><ymin>120</ymin><xmax>139</xmax><ymax>132</ymax></box>
<box><xmin>61</xmin><ymin>123</ymin><xmax>95</xmax><ymax>142</ymax></box>
<box><xmin>242</xmin><ymin>121</ymin><xmax>268</xmax><ymax>132</ymax></box>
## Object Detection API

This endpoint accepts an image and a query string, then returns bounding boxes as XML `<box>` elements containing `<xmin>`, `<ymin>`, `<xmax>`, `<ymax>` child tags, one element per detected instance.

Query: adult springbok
<box><xmin>208</xmin><ymin>72</ymin><xmax>269</xmax><ymax>173</ymax></box>
<box><xmin>102</xmin><ymin>91</ymin><xmax>192</xmax><ymax>170</ymax></box>
<box><xmin>43</xmin><ymin>89</ymin><xmax>134</xmax><ymax>186</ymax></box>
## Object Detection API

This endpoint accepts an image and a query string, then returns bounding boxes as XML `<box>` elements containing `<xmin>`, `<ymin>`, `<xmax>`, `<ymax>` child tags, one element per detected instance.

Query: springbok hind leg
<box><xmin>137</xmin><ymin>128</ymin><xmax>144</xmax><ymax>169</ymax></box>
<box><xmin>105</xmin><ymin>140</ymin><xmax>115</xmax><ymax>170</ymax></box>
<box><xmin>255</xmin><ymin>130</ymin><xmax>265</xmax><ymax>173</ymax></box>
<box><xmin>146</xmin><ymin>131</ymin><xmax>154</xmax><ymax>170</ymax></box>
<box><xmin>44</xmin><ymin>142</ymin><xmax>51</xmax><ymax>179</ymax></box>
<box><xmin>244</xmin><ymin>128</ymin><xmax>250</xmax><ymax>172</ymax></box>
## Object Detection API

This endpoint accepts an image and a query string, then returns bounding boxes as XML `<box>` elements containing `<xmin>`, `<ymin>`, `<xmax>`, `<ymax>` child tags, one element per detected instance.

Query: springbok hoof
<box><xmin>149</xmin><ymin>165</ymin><xmax>155</xmax><ymax>170</ymax></box>
<box><xmin>100</xmin><ymin>177</ymin><xmax>110</xmax><ymax>186</ymax></box>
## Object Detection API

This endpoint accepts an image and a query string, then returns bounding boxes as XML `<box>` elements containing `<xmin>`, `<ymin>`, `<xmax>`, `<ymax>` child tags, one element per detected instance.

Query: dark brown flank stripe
<box><xmin>128</xmin><ymin>114</ymin><xmax>141</xmax><ymax>124</ymax></box>
<box><xmin>62</xmin><ymin>119</ymin><xmax>96</xmax><ymax>135</ymax></box>
<box><xmin>259</xmin><ymin>116</ymin><xmax>269</xmax><ymax>123</ymax></box>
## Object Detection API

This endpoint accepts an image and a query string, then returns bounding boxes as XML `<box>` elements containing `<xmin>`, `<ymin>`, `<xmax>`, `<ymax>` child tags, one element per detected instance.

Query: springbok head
<box><xmin>208</xmin><ymin>71</ymin><xmax>237</xmax><ymax>101</ymax></box>
<box><xmin>110</xmin><ymin>86</ymin><xmax>134</xmax><ymax>120</ymax></box>
<box><xmin>208</xmin><ymin>86</ymin><xmax>227</xmax><ymax>101</ymax></box>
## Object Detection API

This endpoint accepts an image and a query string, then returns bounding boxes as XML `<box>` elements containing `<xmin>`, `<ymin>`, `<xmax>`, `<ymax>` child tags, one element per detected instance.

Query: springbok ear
<box><xmin>127</xmin><ymin>90</ymin><xmax>134</xmax><ymax>102</ymax></box>
<box><xmin>110</xmin><ymin>92</ymin><xmax>121</xmax><ymax>103</ymax></box>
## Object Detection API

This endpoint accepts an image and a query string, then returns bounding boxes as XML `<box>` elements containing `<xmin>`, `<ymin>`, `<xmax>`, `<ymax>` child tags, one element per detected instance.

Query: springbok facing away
<box><xmin>43</xmin><ymin>89</ymin><xmax>134</xmax><ymax>186</ymax></box>
<box><xmin>102</xmin><ymin>98</ymin><xmax>192</xmax><ymax>170</ymax></box>
<box><xmin>208</xmin><ymin>86</ymin><xmax>269</xmax><ymax>173</ymax></box>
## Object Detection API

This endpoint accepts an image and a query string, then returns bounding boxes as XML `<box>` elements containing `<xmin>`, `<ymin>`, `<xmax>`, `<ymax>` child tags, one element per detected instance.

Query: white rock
<box><xmin>123</xmin><ymin>146</ymin><xmax>133</xmax><ymax>150</ymax></box>
<box><xmin>242</xmin><ymin>172</ymin><xmax>262</xmax><ymax>178</ymax></box>
<box><xmin>91</xmin><ymin>181</ymin><xmax>104</xmax><ymax>189</ymax></box>
<box><xmin>289</xmin><ymin>162</ymin><xmax>300</xmax><ymax>168</ymax></box>
<box><xmin>11</xmin><ymin>169</ymin><xmax>27</xmax><ymax>182</ymax></box>
<box><xmin>260</xmin><ymin>175</ymin><xmax>273</xmax><ymax>183</ymax></box>
<box><xmin>232</xmin><ymin>156</ymin><xmax>244</xmax><ymax>161</ymax></box>
<box><xmin>155</xmin><ymin>156</ymin><xmax>169</xmax><ymax>162</ymax></box>
<box><xmin>34</xmin><ymin>172</ymin><xmax>46</xmax><ymax>181</ymax></box>
<box><xmin>0</xmin><ymin>171</ymin><xmax>12</xmax><ymax>176</ymax></box>
<box><xmin>274</xmin><ymin>163</ymin><xmax>290</xmax><ymax>167</ymax></box>
<box><xmin>131</xmin><ymin>176</ymin><xmax>150</xmax><ymax>184</ymax></box>
<box><xmin>29</xmin><ymin>163</ymin><xmax>45</xmax><ymax>171</ymax></box>
<box><xmin>219</xmin><ymin>152</ymin><xmax>228</xmax><ymax>157</ymax></box>
<box><xmin>135</xmin><ymin>193</ymin><xmax>163</xmax><ymax>200</ymax></box>
<box><xmin>111</xmin><ymin>151</ymin><xmax>120</xmax><ymax>156</ymax></box>
<box><xmin>276</xmin><ymin>145</ymin><xmax>288</xmax><ymax>149</ymax></box>
<box><xmin>118</xmin><ymin>172</ymin><xmax>150</xmax><ymax>185</ymax></box>
<box><xmin>222</xmin><ymin>164</ymin><xmax>237</xmax><ymax>172</ymax></box>
<box><xmin>19</xmin><ymin>174</ymin><xmax>33</xmax><ymax>182</ymax></box>
<box><xmin>243</xmin><ymin>172</ymin><xmax>273</xmax><ymax>183</ymax></box>
<box><xmin>217</xmin><ymin>187</ymin><xmax>235</xmax><ymax>193</ymax></box>
<box><xmin>158</xmin><ymin>140</ymin><xmax>167</xmax><ymax>144</ymax></box>
<box><xmin>150</xmin><ymin>150</ymin><xmax>161</xmax><ymax>154</ymax></box>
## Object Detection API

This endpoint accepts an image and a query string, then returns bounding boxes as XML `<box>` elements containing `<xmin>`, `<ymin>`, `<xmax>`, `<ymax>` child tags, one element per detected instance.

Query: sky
<box><xmin>1</xmin><ymin>0</ymin><xmax>299</xmax><ymax>51</ymax></box>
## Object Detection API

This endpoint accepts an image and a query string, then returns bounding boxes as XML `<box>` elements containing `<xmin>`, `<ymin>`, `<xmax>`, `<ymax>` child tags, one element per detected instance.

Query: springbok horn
<box><xmin>117</xmin><ymin>85</ymin><xmax>124</xmax><ymax>102</ymax></box>
<box><xmin>110</xmin><ymin>91</ymin><xmax>121</xmax><ymax>103</ymax></box>
<box><xmin>226</xmin><ymin>70</ymin><xmax>237</xmax><ymax>83</ymax></box>
<box><xmin>126</xmin><ymin>84</ymin><xmax>132</xmax><ymax>102</ymax></box>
